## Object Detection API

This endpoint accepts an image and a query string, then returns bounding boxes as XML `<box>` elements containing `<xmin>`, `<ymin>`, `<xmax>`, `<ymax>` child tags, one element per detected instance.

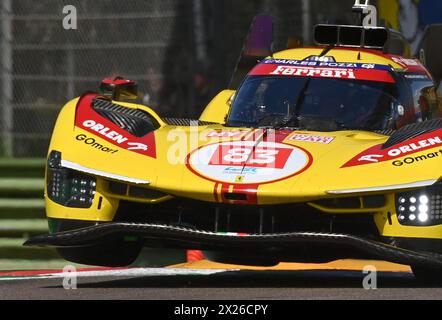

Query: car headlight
<box><xmin>47</xmin><ymin>151</ymin><xmax>96</xmax><ymax>208</ymax></box>
<box><xmin>395</xmin><ymin>185</ymin><xmax>442</xmax><ymax>226</ymax></box>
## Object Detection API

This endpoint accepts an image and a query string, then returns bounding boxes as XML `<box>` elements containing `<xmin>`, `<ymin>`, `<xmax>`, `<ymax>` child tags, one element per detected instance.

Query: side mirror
<box><xmin>100</xmin><ymin>77</ymin><xmax>139</xmax><ymax>101</ymax></box>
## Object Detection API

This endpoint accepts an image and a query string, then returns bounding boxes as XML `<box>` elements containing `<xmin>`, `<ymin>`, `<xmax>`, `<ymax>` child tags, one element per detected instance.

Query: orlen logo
<box><xmin>82</xmin><ymin>120</ymin><xmax>128</xmax><ymax>144</ymax></box>
<box><xmin>79</xmin><ymin>119</ymin><xmax>152</xmax><ymax>154</ymax></box>
<box><xmin>342</xmin><ymin>130</ymin><xmax>442</xmax><ymax>167</ymax></box>
<box><xmin>186</xmin><ymin>141</ymin><xmax>313</xmax><ymax>184</ymax></box>
<box><xmin>386</xmin><ymin>136</ymin><xmax>442</xmax><ymax>157</ymax></box>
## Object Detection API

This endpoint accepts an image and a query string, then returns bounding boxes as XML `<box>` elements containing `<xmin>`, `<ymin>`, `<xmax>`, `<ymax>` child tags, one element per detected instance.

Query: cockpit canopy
<box><xmin>226</xmin><ymin>60</ymin><xmax>439</xmax><ymax>132</ymax></box>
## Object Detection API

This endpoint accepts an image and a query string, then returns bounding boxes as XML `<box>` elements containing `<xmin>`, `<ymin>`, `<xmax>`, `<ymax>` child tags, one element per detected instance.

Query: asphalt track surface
<box><xmin>1</xmin><ymin>261</ymin><xmax>442</xmax><ymax>300</ymax></box>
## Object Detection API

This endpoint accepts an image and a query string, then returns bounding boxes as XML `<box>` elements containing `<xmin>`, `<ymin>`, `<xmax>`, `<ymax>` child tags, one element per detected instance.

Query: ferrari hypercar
<box><xmin>26</xmin><ymin>7</ymin><xmax>442</xmax><ymax>281</ymax></box>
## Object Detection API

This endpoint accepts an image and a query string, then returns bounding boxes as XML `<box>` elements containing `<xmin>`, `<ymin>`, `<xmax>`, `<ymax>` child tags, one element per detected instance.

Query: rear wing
<box><xmin>228</xmin><ymin>15</ymin><xmax>273</xmax><ymax>89</ymax></box>
<box><xmin>418</xmin><ymin>24</ymin><xmax>442</xmax><ymax>85</ymax></box>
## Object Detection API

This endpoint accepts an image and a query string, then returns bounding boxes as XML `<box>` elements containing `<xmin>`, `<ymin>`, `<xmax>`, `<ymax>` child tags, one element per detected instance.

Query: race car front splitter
<box><xmin>24</xmin><ymin>222</ymin><xmax>442</xmax><ymax>267</ymax></box>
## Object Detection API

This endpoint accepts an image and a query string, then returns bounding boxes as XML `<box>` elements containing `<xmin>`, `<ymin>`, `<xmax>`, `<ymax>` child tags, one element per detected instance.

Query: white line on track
<box><xmin>0</xmin><ymin>268</ymin><xmax>237</xmax><ymax>281</ymax></box>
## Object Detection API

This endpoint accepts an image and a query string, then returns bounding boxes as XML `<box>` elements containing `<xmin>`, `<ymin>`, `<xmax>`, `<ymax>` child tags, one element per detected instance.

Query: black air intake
<box><xmin>92</xmin><ymin>98</ymin><xmax>160</xmax><ymax>137</ymax></box>
<box><xmin>314</xmin><ymin>24</ymin><xmax>389</xmax><ymax>49</ymax></box>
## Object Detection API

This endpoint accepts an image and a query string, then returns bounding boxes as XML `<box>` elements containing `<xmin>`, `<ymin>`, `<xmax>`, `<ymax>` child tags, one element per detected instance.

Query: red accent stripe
<box><xmin>220</xmin><ymin>183</ymin><xmax>231</xmax><ymax>203</ymax></box>
<box><xmin>213</xmin><ymin>182</ymin><xmax>220</xmax><ymax>202</ymax></box>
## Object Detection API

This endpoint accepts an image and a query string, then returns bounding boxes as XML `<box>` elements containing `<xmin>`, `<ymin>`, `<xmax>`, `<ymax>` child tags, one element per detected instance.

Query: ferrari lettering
<box><xmin>387</xmin><ymin>137</ymin><xmax>442</xmax><ymax>157</ymax></box>
<box><xmin>269</xmin><ymin>66</ymin><xmax>356</xmax><ymax>79</ymax></box>
<box><xmin>82</xmin><ymin>120</ymin><xmax>128</xmax><ymax>144</ymax></box>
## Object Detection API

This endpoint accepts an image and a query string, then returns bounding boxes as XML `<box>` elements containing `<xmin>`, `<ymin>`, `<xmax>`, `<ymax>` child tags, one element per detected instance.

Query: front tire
<box><xmin>411</xmin><ymin>265</ymin><xmax>442</xmax><ymax>284</ymax></box>
<box><xmin>57</xmin><ymin>240</ymin><xmax>142</xmax><ymax>267</ymax></box>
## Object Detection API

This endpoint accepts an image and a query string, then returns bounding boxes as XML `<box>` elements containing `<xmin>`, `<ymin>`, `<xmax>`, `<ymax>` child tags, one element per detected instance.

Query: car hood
<box><xmin>62</xmin><ymin>122</ymin><xmax>442</xmax><ymax>205</ymax></box>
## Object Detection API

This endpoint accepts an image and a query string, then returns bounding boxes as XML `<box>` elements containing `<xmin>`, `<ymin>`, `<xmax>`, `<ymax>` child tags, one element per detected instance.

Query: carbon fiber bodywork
<box><xmin>24</xmin><ymin>222</ymin><xmax>442</xmax><ymax>267</ymax></box>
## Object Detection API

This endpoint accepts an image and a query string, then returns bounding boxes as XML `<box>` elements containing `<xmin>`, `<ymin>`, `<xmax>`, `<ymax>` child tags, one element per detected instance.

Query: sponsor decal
<box><xmin>74</xmin><ymin>94</ymin><xmax>156</xmax><ymax>158</ymax></box>
<box><xmin>250</xmin><ymin>63</ymin><xmax>395</xmax><ymax>83</ymax></box>
<box><xmin>288</xmin><ymin>133</ymin><xmax>335</xmax><ymax>144</ymax></box>
<box><xmin>81</xmin><ymin>119</ymin><xmax>149</xmax><ymax>152</ymax></box>
<box><xmin>342</xmin><ymin>128</ymin><xmax>442</xmax><ymax>167</ymax></box>
<box><xmin>223</xmin><ymin>167</ymin><xmax>258</xmax><ymax>175</ymax></box>
<box><xmin>186</xmin><ymin>141</ymin><xmax>312</xmax><ymax>184</ymax></box>
<box><xmin>404</xmin><ymin>74</ymin><xmax>428</xmax><ymax>80</ymax></box>
<box><xmin>262</xmin><ymin>59</ymin><xmax>388</xmax><ymax>70</ymax></box>
<box><xmin>390</xmin><ymin>56</ymin><xmax>419</xmax><ymax>67</ymax></box>
<box><xmin>392</xmin><ymin>150</ymin><xmax>442</xmax><ymax>167</ymax></box>
<box><xmin>81</xmin><ymin>120</ymin><xmax>129</xmax><ymax>144</ymax></box>
<box><xmin>75</xmin><ymin>134</ymin><xmax>118</xmax><ymax>154</ymax></box>
<box><xmin>304</xmin><ymin>55</ymin><xmax>336</xmax><ymax>63</ymax></box>
<box><xmin>389</xmin><ymin>56</ymin><xmax>428</xmax><ymax>74</ymax></box>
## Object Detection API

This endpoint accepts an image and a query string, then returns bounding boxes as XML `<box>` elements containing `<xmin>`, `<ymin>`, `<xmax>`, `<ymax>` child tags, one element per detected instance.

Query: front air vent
<box><xmin>311</xmin><ymin>195</ymin><xmax>386</xmax><ymax>211</ymax></box>
<box><xmin>224</xmin><ymin>193</ymin><xmax>248</xmax><ymax>201</ymax></box>
<box><xmin>107</xmin><ymin>180</ymin><xmax>169</xmax><ymax>200</ymax></box>
<box><xmin>108</xmin><ymin>181</ymin><xmax>127</xmax><ymax>195</ymax></box>
<box><xmin>314</xmin><ymin>197</ymin><xmax>361</xmax><ymax>209</ymax></box>
<box><xmin>382</xmin><ymin>119</ymin><xmax>442</xmax><ymax>149</ymax></box>
<box><xmin>128</xmin><ymin>186</ymin><xmax>168</xmax><ymax>199</ymax></box>
<box><xmin>92</xmin><ymin>98</ymin><xmax>160</xmax><ymax>137</ymax></box>
<box><xmin>362</xmin><ymin>195</ymin><xmax>386</xmax><ymax>208</ymax></box>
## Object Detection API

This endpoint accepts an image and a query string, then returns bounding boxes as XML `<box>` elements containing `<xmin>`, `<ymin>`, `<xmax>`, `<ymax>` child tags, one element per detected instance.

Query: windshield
<box><xmin>227</xmin><ymin>76</ymin><xmax>400</xmax><ymax>131</ymax></box>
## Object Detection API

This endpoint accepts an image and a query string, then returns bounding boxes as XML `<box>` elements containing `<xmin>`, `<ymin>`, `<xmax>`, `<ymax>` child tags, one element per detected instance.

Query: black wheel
<box><xmin>57</xmin><ymin>240</ymin><xmax>142</xmax><ymax>267</ymax></box>
<box><xmin>411</xmin><ymin>265</ymin><xmax>442</xmax><ymax>285</ymax></box>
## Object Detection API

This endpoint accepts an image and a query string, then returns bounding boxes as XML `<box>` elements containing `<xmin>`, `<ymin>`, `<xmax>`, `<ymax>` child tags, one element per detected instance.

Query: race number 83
<box><xmin>209</xmin><ymin>146</ymin><xmax>293</xmax><ymax>169</ymax></box>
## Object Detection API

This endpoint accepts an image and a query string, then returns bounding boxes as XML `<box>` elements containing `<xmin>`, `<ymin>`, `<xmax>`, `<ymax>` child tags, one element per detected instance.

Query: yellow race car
<box><xmin>26</xmin><ymin>7</ymin><xmax>442</xmax><ymax>281</ymax></box>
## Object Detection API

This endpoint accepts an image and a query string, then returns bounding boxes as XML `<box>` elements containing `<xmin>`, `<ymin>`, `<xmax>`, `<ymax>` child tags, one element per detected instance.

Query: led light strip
<box><xmin>327</xmin><ymin>179</ymin><xmax>439</xmax><ymax>195</ymax></box>
<box><xmin>61</xmin><ymin>160</ymin><xmax>150</xmax><ymax>185</ymax></box>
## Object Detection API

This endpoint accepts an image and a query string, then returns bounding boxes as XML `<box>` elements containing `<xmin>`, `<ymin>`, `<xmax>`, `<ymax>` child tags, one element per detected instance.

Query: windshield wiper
<box><xmin>273</xmin><ymin>77</ymin><xmax>312</xmax><ymax>129</ymax></box>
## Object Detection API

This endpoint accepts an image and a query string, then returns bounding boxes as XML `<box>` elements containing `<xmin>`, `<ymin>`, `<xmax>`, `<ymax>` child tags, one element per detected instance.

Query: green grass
<box><xmin>0</xmin><ymin>198</ymin><xmax>44</xmax><ymax>209</ymax></box>
<box><xmin>0</xmin><ymin>199</ymin><xmax>45</xmax><ymax>219</ymax></box>
<box><xmin>0</xmin><ymin>238</ymin><xmax>59</xmax><ymax>260</ymax></box>
<box><xmin>0</xmin><ymin>178</ymin><xmax>44</xmax><ymax>195</ymax></box>
<box><xmin>0</xmin><ymin>158</ymin><xmax>45</xmax><ymax>178</ymax></box>
<box><xmin>0</xmin><ymin>219</ymin><xmax>47</xmax><ymax>237</ymax></box>
<box><xmin>0</xmin><ymin>260</ymin><xmax>88</xmax><ymax>271</ymax></box>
